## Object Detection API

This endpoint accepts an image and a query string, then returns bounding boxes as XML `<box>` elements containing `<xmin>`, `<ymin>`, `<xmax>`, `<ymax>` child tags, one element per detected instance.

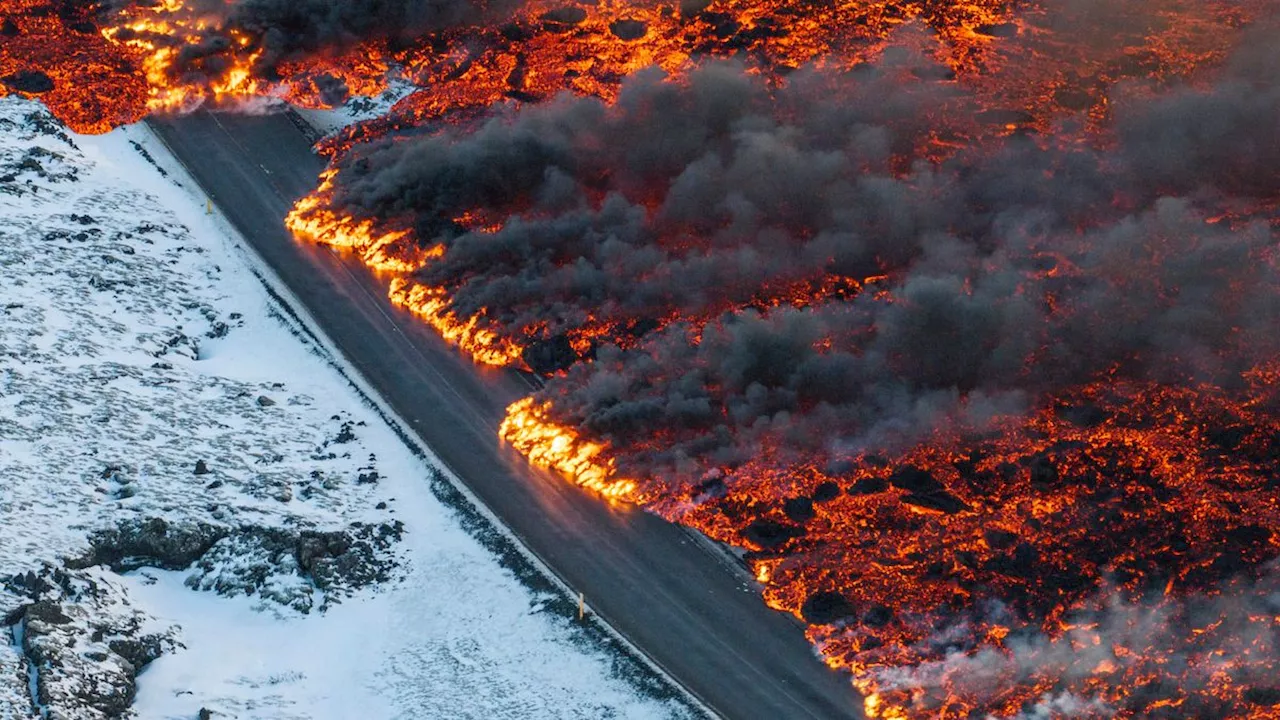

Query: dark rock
<box><xmin>1206</xmin><ymin>425</ymin><xmax>1248</xmax><ymax>452</ymax></box>
<box><xmin>608</xmin><ymin>19</ymin><xmax>647</xmax><ymax>40</ymax></box>
<box><xmin>108</xmin><ymin>636</ymin><xmax>165</xmax><ymax>670</ymax></box>
<box><xmin>1054</xmin><ymin>87</ymin><xmax>1095</xmax><ymax>112</ymax></box>
<box><xmin>1027</xmin><ymin>453</ymin><xmax>1060</xmax><ymax>489</ymax></box>
<box><xmin>742</xmin><ymin>518</ymin><xmax>805</xmax><ymax>549</ymax></box>
<box><xmin>847</xmin><ymin>477</ymin><xmax>888</xmax><ymax>495</ymax></box>
<box><xmin>976</xmin><ymin>108</ymin><xmax>1036</xmax><ymax>126</ymax></box>
<box><xmin>974</xmin><ymin>22</ymin><xmax>1018</xmax><ymax>37</ymax></box>
<box><xmin>800</xmin><ymin>590</ymin><xmax>856</xmax><ymax>624</ymax></box>
<box><xmin>862</xmin><ymin>603</ymin><xmax>893</xmax><ymax>628</ymax></box>
<box><xmin>888</xmin><ymin>466</ymin><xmax>945</xmax><ymax>495</ymax></box>
<box><xmin>1245</xmin><ymin>687</ymin><xmax>1280</xmax><ymax>706</ymax></box>
<box><xmin>983</xmin><ymin>528</ymin><xmax>1018</xmax><ymax>550</ymax></box>
<box><xmin>204</xmin><ymin>479</ymin><xmax>222</xmax><ymax>489</ymax></box>
<box><xmin>194</xmin><ymin>459</ymin><xmax>210</xmax><ymax>475</ymax></box>
<box><xmin>375</xmin><ymin>501</ymin><xmax>387</xmax><ymax>510</ymax></box>
<box><xmin>2</xmin><ymin>70</ymin><xmax>54</xmax><ymax>94</ymax></box>
<box><xmin>522</xmin><ymin>334</ymin><xmax>578</xmax><ymax>375</ymax></box>
<box><xmin>256</xmin><ymin>395</ymin><xmax>275</xmax><ymax>407</ymax></box>
<box><xmin>357</xmin><ymin>469</ymin><xmax>380</xmax><ymax>484</ymax></box>
<box><xmin>541</xmin><ymin>6</ymin><xmax>587</xmax><ymax>26</ymax></box>
<box><xmin>1</xmin><ymin>18</ymin><xmax>19</xmax><ymax>36</ymax></box>
<box><xmin>68</xmin><ymin>518</ymin><xmax>227</xmax><ymax>572</ymax></box>
<box><xmin>901</xmin><ymin>491</ymin><xmax>969</xmax><ymax>514</ymax></box>
<box><xmin>499</xmin><ymin>22</ymin><xmax>534</xmax><ymax>42</ymax></box>
<box><xmin>332</xmin><ymin>423</ymin><xmax>356</xmax><ymax>444</ymax></box>
<box><xmin>811</xmin><ymin>481</ymin><xmax>840</xmax><ymax>503</ymax></box>
<box><xmin>782</xmin><ymin>497</ymin><xmax>815</xmax><ymax>523</ymax></box>
<box><xmin>199</xmin><ymin>709</ymin><xmax>214</xmax><ymax>720</ymax></box>
<box><xmin>25</xmin><ymin>600</ymin><xmax>72</xmax><ymax>625</ymax></box>
<box><xmin>296</xmin><ymin>522</ymin><xmax>404</xmax><ymax>591</ymax></box>
<box><xmin>985</xmin><ymin>542</ymin><xmax>1041</xmax><ymax>579</ymax></box>
<box><xmin>679</xmin><ymin>0</ymin><xmax>713</xmax><ymax>15</ymax></box>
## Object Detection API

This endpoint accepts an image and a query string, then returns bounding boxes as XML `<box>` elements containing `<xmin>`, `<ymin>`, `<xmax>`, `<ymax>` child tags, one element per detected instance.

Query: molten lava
<box><xmin>8</xmin><ymin>0</ymin><xmax>1280</xmax><ymax>717</ymax></box>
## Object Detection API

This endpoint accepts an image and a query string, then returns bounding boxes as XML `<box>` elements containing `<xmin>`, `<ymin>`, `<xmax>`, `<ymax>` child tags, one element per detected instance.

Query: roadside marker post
<box><xmin>578</xmin><ymin>592</ymin><xmax>585</xmax><ymax>621</ymax></box>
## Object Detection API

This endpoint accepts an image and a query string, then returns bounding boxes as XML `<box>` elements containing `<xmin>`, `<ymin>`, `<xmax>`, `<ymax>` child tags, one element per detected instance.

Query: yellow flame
<box><xmin>500</xmin><ymin>397</ymin><xmax>638</xmax><ymax>500</ymax></box>
<box><xmin>388</xmin><ymin>278</ymin><xmax>524</xmax><ymax>366</ymax></box>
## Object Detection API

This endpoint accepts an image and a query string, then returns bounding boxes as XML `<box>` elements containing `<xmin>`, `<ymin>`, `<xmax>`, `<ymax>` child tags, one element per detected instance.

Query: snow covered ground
<box><xmin>0</xmin><ymin>97</ymin><xmax>698</xmax><ymax>720</ymax></box>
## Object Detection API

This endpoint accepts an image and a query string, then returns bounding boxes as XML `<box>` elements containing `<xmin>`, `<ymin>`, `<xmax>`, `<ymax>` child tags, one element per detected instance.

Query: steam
<box><xmin>868</xmin><ymin>568</ymin><xmax>1280</xmax><ymax>717</ymax></box>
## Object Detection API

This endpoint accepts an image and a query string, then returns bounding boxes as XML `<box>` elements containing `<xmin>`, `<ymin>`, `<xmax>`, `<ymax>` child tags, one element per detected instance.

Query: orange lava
<box><xmin>500</xmin><ymin>397</ymin><xmax>639</xmax><ymax>500</ymax></box>
<box><xmin>8</xmin><ymin>0</ymin><xmax>1280</xmax><ymax>716</ymax></box>
<box><xmin>388</xmin><ymin>278</ymin><xmax>525</xmax><ymax>367</ymax></box>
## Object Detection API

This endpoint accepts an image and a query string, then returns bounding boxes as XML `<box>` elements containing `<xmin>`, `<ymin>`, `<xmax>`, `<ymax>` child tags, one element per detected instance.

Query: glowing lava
<box><xmin>500</xmin><ymin>397</ymin><xmax>639</xmax><ymax>501</ymax></box>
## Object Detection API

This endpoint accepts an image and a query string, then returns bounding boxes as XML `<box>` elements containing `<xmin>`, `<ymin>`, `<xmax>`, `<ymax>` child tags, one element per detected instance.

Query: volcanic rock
<box><xmin>811</xmin><ymin>481</ymin><xmax>840</xmax><ymax>503</ymax></box>
<box><xmin>976</xmin><ymin>108</ymin><xmax>1036</xmax><ymax>126</ymax></box>
<box><xmin>1245</xmin><ymin>687</ymin><xmax>1280</xmax><ymax>706</ymax></box>
<box><xmin>1027</xmin><ymin>452</ymin><xmax>1060</xmax><ymax>489</ymax></box>
<box><xmin>983</xmin><ymin>528</ymin><xmax>1018</xmax><ymax>550</ymax></box>
<box><xmin>847</xmin><ymin>477</ymin><xmax>888</xmax><ymax>495</ymax></box>
<box><xmin>782</xmin><ymin>497</ymin><xmax>815</xmax><ymax>523</ymax></box>
<box><xmin>742</xmin><ymin>518</ymin><xmax>805</xmax><ymax>549</ymax></box>
<box><xmin>900</xmin><ymin>491</ymin><xmax>969</xmax><ymax>514</ymax></box>
<box><xmin>194</xmin><ymin>458</ymin><xmax>210</xmax><ymax>475</ymax></box>
<box><xmin>522</xmin><ymin>334</ymin><xmax>578</xmax><ymax>375</ymax></box>
<box><xmin>974</xmin><ymin>22</ymin><xmax>1018</xmax><ymax>38</ymax></box>
<box><xmin>862</xmin><ymin>603</ymin><xmax>893</xmax><ymax>628</ymax></box>
<box><xmin>800</xmin><ymin>591</ymin><xmax>856</xmax><ymax>625</ymax></box>
<box><xmin>67</xmin><ymin>518</ymin><xmax>227</xmax><ymax>572</ymax></box>
<box><xmin>609</xmin><ymin>19</ymin><xmax>647</xmax><ymax>40</ymax></box>
<box><xmin>540</xmin><ymin>6</ymin><xmax>587</xmax><ymax>28</ymax></box>
<box><xmin>888</xmin><ymin>466</ymin><xmax>945</xmax><ymax>495</ymax></box>
<box><xmin>2</xmin><ymin>70</ymin><xmax>54</xmax><ymax>94</ymax></box>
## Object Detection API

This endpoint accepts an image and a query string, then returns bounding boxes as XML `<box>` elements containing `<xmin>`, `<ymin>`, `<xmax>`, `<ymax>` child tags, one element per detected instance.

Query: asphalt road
<box><xmin>148</xmin><ymin>109</ymin><xmax>863</xmax><ymax>720</ymax></box>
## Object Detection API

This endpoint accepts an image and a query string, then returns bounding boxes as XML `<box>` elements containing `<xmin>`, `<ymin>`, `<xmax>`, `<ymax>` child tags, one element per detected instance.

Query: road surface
<box><xmin>148</xmin><ymin>109</ymin><xmax>863</xmax><ymax>720</ymax></box>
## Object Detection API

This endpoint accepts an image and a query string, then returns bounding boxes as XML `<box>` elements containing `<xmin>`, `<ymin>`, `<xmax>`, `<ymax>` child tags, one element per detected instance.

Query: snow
<box><xmin>0</xmin><ymin>97</ymin><xmax>696</xmax><ymax>719</ymax></box>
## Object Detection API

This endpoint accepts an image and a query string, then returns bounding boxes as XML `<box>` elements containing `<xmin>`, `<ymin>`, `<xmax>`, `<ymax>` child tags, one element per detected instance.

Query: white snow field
<box><xmin>0</xmin><ymin>96</ymin><xmax>697</xmax><ymax>720</ymax></box>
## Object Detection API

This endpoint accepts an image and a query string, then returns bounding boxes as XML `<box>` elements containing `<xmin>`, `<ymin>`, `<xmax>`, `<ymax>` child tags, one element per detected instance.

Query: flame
<box><xmin>499</xmin><ymin>397</ymin><xmax>639</xmax><ymax>501</ymax></box>
<box><xmin>8</xmin><ymin>0</ymin><xmax>1280</xmax><ymax>716</ymax></box>
<box><xmin>284</xmin><ymin>169</ymin><xmax>430</xmax><ymax>273</ymax></box>
<box><xmin>388</xmin><ymin>278</ymin><xmax>524</xmax><ymax>366</ymax></box>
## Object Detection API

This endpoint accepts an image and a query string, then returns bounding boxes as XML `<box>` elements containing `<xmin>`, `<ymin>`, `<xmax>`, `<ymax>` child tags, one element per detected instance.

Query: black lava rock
<box><xmin>847</xmin><ymin>477</ymin><xmax>888</xmax><ymax>495</ymax></box>
<box><xmin>811</xmin><ymin>481</ymin><xmax>841</xmax><ymax>503</ymax></box>
<box><xmin>800</xmin><ymin>590</ymin><xmax>856</xmax><ymax>625</ymax></box>
<box><xmin>2</xmin><ymin>70</ymin><xmax>54</xmax><ymax>94</ymax></box>
<box><xmin>742</xmin><ymin>518</ymin><xmax>805</xmax><ymax>549</ymax></box>
<box><xmin>782</xmin><ymin>497</ymin><xmax>815</xmax><ymax>523</ymax></box>
<box><xmin>609</xmin><ymin>19</ymin><xmax>647</xmax><ymax>40</ymax></box>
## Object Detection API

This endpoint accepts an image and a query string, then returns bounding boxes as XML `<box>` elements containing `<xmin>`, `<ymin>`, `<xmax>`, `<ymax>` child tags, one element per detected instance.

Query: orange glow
<box><xmin>388</xmin><ymin>278</ymin><xmax>524</xmax><ymax>367</ymax></box>
<box><xmin>499</xmin><ymin>397</ymin><xmax>639</xmax><ymax>501</ymax></box>
<box><xmin>8</xmin><ymin>0</ymin><xmax>1280</xmax><ymax>716</ymax></box>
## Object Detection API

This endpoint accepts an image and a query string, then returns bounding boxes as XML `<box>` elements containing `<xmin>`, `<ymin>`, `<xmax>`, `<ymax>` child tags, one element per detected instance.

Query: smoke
<box><xmin>867</xmin><ymin>567</ymin><xmax>1280</xmax><ymax>718</ymax></box>
<box><xmin>319</xmin><ymin>36</ymin><xmax>1280</xmax><ymax>479</ymax></box>
<box><xmin>113</xmin><ymin>0</ymin><xmax>527</xmax><ymax>91</ymax></box>
<box><xmin>303</xmin><ymin>8</ymin><xmax>1280</xmax><ymax>718</ymax></box>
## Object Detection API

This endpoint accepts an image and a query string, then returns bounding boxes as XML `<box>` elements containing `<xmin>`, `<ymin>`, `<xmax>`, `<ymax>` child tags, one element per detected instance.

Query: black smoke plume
<box><xmin>321</xmin><ymin>37</ymin><xmax>1278</xmax><ymax>479</ymax></box>
<box><xmin>312</xmin><ymin>18</ymin><xmax>1280</xmax><ymax>718</ymax></box>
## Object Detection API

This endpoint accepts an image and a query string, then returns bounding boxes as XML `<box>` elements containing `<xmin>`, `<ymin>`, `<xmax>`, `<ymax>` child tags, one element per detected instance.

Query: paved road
<box><xmin>149</xmin><ymin>109</ymin><xmax>863</xmax><ymax>720</ymax></box>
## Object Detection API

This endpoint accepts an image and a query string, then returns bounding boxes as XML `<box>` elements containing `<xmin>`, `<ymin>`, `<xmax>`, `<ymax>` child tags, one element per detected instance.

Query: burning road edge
<box><xmin>4</xmin><ymin>0</ymin><xmax>1280</xmax><ymax>717</ymax></box>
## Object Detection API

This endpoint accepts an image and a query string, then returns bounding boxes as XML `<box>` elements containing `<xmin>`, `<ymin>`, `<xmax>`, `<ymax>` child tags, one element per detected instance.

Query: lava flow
<box><xmin>7</xmin><ymin>0</ymin><xmax>1280</xmax><ymax>717</ymax></box>
<box><xmin>283</xmin><ymin>4</ymin><xmax>1280</xmax><ymax>716</ymax></box>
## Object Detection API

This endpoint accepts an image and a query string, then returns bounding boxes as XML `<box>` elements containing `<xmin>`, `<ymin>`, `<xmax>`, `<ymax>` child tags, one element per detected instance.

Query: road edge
<box><xmin>140</xmin><ymin>115</ymin><xmax>722</xmax><ymax>720</ymax></box>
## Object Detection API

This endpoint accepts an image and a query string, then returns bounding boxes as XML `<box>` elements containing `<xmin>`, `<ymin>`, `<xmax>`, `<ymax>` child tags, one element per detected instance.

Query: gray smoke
<box><xmin>319</xmin><ymin>36</ymin><xmax>1279</xmax><ymax>481</ymax></box>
